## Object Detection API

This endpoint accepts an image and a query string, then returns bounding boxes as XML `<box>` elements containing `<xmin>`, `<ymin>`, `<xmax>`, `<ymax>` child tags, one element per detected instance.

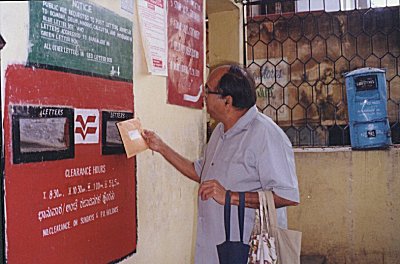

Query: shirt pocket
<box><xmin>221</xmin><ymin>150</ymin><xmax>258</xmax><ymax>190</ymax></box>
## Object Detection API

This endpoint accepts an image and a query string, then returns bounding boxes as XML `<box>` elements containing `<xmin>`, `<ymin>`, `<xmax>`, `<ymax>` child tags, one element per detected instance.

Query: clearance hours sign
<box><xmin>4</xmin><ymin>66</ymin><xmax>137</xmax><ymax>264</ymax></box>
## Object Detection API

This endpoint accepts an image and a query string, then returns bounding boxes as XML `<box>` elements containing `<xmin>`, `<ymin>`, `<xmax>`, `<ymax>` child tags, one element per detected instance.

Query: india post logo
<box><xmin>74</xmin><ymin>109</ymin><xmax>99</xmax><ymax>144</ymax></box>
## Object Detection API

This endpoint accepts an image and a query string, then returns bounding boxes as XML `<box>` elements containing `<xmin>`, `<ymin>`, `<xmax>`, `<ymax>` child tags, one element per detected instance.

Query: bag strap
<box><xmin>264</xmin><ymin>191</ymin><xmax>278</xmax><ymax>229</ymax></box>
<box><xmin>223</xmin><ymin>191</ymin><xmax>246</xmax><ymax>242</ymax></box>
<box><xmin>258</xmin><ymin>191</ymin><xmax>266</xmax><ymax>232</ymax></box>
<box><xmin>224</xmin><ymin>190</ymin><xmax>231</xmax><ymax>241</ymax></box>
<box><xmin>238</xmin><ymin>192</ymin><xmax>245</xmax><ymax>242</ymax></box>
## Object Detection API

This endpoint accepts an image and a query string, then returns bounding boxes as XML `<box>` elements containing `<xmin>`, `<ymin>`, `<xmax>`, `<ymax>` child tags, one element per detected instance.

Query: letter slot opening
<box><xmin>11</xmin><ymin>105</ymin><xmax>74</xmax><ymax>164</ymax></box>
<box><xmin>102</xmin><ymin>111</ymin><xmax>133</xmax><ymax>155</ymax></box>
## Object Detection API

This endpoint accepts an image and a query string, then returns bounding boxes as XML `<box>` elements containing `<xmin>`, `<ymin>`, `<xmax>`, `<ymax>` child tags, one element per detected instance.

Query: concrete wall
<box><xmin>207</xmin><ymin>8</ymin><xmax>242</xmax><ymax>66</ymax></box>
<box><xmin>290</xmin><ymin>148</ymin><xmax>400</xmax><ymax>263</ymax></box>
<box><xmin>1</xmin><ymin>1</ymin><xmax>205</xmax><ymax>263</ymax></box>
<box><xmin>208</xmin><ymin>3</ymin><xmax>400</xmax><ymax>264</ymax></box>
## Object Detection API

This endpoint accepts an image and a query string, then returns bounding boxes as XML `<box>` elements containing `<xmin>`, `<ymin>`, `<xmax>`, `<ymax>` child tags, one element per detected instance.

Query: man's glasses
<box><xmin>205</xmin><ymin>84</ymin><xmax>222</xmax><ymax>95</ymax></box>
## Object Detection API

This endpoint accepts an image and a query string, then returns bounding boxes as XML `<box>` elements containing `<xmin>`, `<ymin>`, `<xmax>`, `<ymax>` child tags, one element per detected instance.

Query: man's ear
<box><xmin>225</xmin><ymin>96</ymin><xmax>232</xmax><ymax>106</ymax></box>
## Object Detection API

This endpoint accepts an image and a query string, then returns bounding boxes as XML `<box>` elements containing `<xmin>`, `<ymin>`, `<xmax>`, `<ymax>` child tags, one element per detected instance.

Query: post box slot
<box><xmin>102</xmin><ymin>111</ymin><xmax>133</xmax><ymax>155</ymax></box>
<box><xmin>12</xmin><ymin>105</ymin><xmax>74</xmax><ymax>164</ymax></box>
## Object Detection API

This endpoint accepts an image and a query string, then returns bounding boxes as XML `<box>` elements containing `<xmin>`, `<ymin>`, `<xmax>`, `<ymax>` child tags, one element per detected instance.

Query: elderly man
<box><xmin>142</xmin><ymin>64</ymin><xmax>299</xmax><ymax>264</ymax></box>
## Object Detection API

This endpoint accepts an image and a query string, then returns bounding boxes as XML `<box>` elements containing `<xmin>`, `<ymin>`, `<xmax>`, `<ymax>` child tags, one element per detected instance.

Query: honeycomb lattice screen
<box><xmin>242</xmin><ymin>0</ymin><xmax>400</xmax><ymax>146</ymax></box>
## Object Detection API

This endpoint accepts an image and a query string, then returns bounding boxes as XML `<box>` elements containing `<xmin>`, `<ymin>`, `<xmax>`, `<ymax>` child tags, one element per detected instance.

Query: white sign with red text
<box><xmin>74</xmin><ymin>109</ymin><xmax>99</xmax><ymax>144</ymax></box>
<box><xmin>137</xmin><ymin>0</ymin><xmax>168</xmax><ymax>76</ymax></box>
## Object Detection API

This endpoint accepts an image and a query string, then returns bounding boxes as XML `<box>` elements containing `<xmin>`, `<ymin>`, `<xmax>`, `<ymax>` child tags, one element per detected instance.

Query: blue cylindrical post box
<box><xmin>344</xmin><ymin>67</ymin><xmax>391</xmax><ymax>149</ymax></box>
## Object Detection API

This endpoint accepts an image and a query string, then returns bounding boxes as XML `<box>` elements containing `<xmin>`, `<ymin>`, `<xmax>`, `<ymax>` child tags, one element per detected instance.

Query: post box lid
<box><xmin>344</xmin><ymin>67</ymin><xmax>386</xmax><ymax>78</ymax></box>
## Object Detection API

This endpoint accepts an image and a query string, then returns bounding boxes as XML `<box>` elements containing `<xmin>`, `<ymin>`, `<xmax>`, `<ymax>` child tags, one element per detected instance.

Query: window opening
<box><xmin>242</xmin><ymin>0</ymin><xmax>400</xmax><ymax>146</ymax></box>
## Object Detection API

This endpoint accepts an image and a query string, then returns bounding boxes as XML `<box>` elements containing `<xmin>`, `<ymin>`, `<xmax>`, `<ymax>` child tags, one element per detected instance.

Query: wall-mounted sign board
<box><xmin>28</xmin><ymin>0</ymin><xmax>133</xmax><ymax>81</ymax></box>
<box><xmin>4</xmin><ymin>65</ymin><xmax>136</xmax><ymax>263</ymax></box>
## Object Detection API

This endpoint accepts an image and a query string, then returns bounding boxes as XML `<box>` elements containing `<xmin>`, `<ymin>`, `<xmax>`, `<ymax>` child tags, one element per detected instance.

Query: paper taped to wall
<box><xmin>116</xmin><ymin>118</ymin><xmax>148</xmax><ymax>158</ymax></box>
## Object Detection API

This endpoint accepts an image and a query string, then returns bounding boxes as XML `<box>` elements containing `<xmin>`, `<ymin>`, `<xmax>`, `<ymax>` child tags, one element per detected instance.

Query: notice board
<box><xmin>28</xmin><ymin>0</ymin><xmax>133</xmax><ymax>81</ymax></box>
<box><xmin>167</xmin><ymin>0</ymin><xmax>204</xmax><ymax>109</ymax></box>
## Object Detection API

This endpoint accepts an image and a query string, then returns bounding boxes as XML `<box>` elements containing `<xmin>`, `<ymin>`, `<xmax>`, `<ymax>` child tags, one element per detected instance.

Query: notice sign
<box><xmin>137</xmin><ymin>0</ymin><xmax>168</xmax><ymax>76</ymax></box>
<box><xmin>4</xmin><ymin>66</ymin><xmax>136</xmax><ymax>263</ymax></box>
<box><xmin>167</xmin><ymin>0</ymin><xmax>204</xmax><ymax>109</ymax></box>
<box><xmin>28</xmin><ymin>0</ymin><xmax>133</xmax><ymax>81</ymax></box>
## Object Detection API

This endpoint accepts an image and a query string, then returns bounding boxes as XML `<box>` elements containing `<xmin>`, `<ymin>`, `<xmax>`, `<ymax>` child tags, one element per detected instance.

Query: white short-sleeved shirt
<box><xmin>194</xmin><ymin>105</ymin><xmax>299</xmax><ymax>264</ymax></box>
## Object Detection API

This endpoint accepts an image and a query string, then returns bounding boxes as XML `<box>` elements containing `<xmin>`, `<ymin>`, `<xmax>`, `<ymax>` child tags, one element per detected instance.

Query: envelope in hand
<box><xmin>116</xmin><ymin>118</ymin><xmax>148</xmax><ymax>158</ymax></box>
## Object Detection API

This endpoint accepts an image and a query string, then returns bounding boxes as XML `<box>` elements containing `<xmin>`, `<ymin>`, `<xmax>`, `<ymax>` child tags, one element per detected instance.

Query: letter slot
<box><xmin>11</xmin><ymin>105</ymin><xmax>74</xmax><ymax>163</ymax></box>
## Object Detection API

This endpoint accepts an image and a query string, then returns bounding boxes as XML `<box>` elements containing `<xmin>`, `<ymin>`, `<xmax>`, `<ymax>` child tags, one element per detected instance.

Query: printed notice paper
<box><xmin>137</xmin><ymin>0</ymin><xmax>168</xmax><ymax>76</ymax></box>
<box><xmin>167</xmin><ymin>0</ymin><xmax>204</xmax><ymax>109</ymax></box>
<box><xmin>117</xmin><ymin>118</ymin><xmax>148</xmax><ymax>158</ymax></box>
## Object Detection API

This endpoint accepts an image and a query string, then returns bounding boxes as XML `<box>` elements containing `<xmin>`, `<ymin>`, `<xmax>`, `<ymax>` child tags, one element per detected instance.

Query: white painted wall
<box><xmin>126</xmin><ymin>0</ymin><xmax>206</xmax><ymax>261</ymax></box>
<box><xmin>124</xmin><ymin>3</ymin><xmax>206</xmax><ymax>260</ymax></box>
<box><xmin>0</xmin><ymin>2</ymin><xmax>29</xmax><ymax>122</ymax></box>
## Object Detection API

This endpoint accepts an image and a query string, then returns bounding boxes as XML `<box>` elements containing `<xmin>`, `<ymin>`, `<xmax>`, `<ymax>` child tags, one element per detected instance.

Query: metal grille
<box><xmin>242</xmin><ymin>0</ymin><xmax>400</xmax><ymax>146</ymax></box>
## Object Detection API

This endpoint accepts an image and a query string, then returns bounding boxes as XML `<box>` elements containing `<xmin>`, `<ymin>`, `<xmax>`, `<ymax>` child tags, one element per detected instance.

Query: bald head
<box><xmin>206</xmin><ymin>65</ymin><xmax>230</xmax><ymax>89</ymax></box>
<box><xmin>208</xmin><ymin>64</ymin><xmax>256</xmax><ymax>110</ymax></box>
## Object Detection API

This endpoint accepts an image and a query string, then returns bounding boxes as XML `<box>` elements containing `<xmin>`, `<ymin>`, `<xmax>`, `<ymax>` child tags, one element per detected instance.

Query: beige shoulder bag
<box><xmin>248</xmin><ymin>191</ymin><xmax>301</xmax><ymax>264</ymax></box>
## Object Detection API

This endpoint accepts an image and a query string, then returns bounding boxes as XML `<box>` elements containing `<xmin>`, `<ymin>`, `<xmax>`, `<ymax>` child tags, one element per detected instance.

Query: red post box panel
<box><xmin>4</xmin><ymin>65</ymin><xmax>137</xmax><ymax>263</ymax></box>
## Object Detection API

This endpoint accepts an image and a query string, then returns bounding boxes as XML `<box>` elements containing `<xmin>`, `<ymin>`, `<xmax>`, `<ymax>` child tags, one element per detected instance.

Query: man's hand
<box><xmin>142</xmin><ymin>129</ymin><xmax>165</xmax><ymax>153</ymax></box>
<box><xmin>198</xmin><ymin>180</ymin><xmax>226</xmax><ymax>205</ymax></box>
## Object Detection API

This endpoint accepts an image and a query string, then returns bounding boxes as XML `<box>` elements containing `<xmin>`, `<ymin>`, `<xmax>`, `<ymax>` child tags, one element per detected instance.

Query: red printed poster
<box><xmin>167</xmin><ymin>0</ymin><xmax>204</xmax><ymax>109</ymax></box>
<box><xmin>4</xmin><ymin>66</ymin><xmax>136</xmax><ymax>263</ymax></box>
